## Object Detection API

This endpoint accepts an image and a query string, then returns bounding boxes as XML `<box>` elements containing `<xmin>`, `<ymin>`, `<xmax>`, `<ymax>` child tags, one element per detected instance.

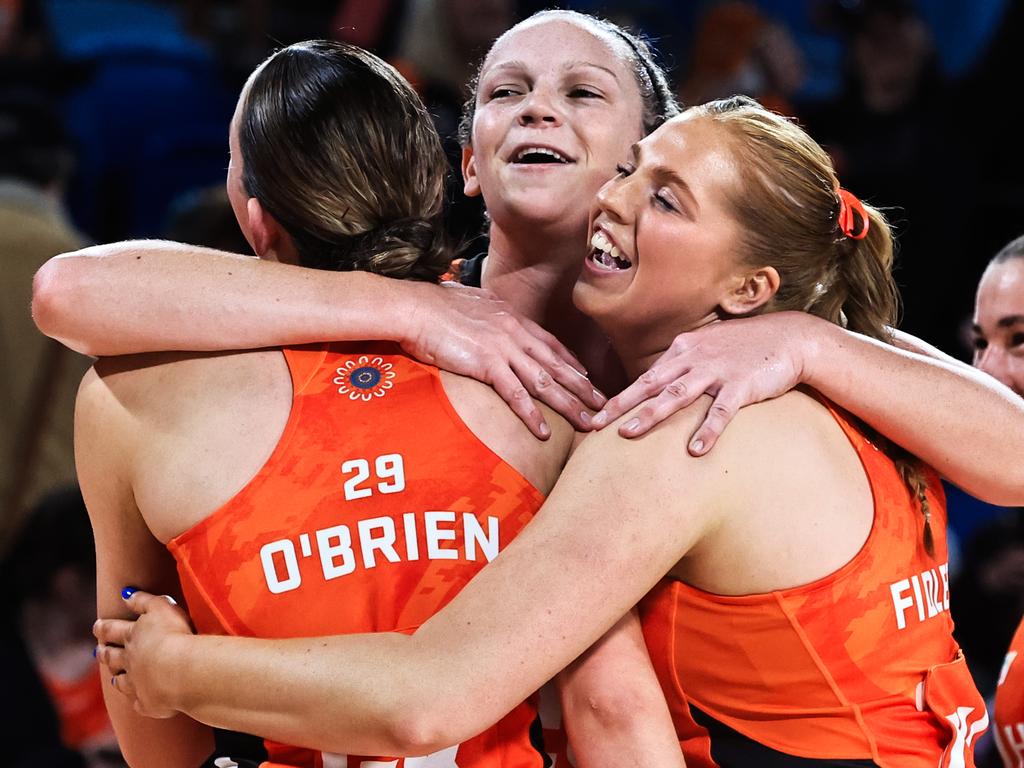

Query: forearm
<box><xmin>104</xmin><ymin>688</ymin><xmax>213</xmax><ymax>768</ymax></box>
<box><xmin>159</xmin><ymin>631</ymin><xmax>451</xmax><ymax>755</ymax></box>
<box><xmin>804</xmin><ymin>321</ymin><xmax>1024</xmax><ymax>504</ymax></box>
<box><xmin>560</xmin><ymin>611</ymin><xmax>684</xmax><ymax>768</ymax></box>
<box><xmin>32</xmin><ymin>240</ymin><xmax>417</xmax><ymax>356</ymax></box>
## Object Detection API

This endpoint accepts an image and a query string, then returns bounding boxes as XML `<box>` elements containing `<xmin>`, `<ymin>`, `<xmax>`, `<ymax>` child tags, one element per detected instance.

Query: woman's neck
<box><xmin>481</xmin><ymin>224</ymin><xmax>626</xmax><ymax>393</ymax></box>
<box><xmin>611</xmin><ymin>315</ymin><xmax>724</xmax><ymax>384</ymax></box>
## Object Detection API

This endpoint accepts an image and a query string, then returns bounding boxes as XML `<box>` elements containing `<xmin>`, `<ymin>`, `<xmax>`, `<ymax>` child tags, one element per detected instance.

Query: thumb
<box><xmin>121</xmin><ymin>587</ymin><xmax>164</xmax><ymax>616</ymax></box>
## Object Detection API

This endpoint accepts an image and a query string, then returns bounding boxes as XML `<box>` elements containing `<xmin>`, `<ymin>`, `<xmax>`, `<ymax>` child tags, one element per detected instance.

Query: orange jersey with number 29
<box><xmin>168</xmin><ymin>343</ymin><xmax>551</xmax><ymax>768</ymax></box>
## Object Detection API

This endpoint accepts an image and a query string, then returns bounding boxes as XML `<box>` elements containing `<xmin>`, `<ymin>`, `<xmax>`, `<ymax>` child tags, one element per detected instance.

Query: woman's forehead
<box><xmin>482</xmin><ymin>16</ymin><xmax>632</xmax><ymax>79</ymax></box>
<box><xmin>980</xmin><ymin>260</ymin><xmax>1024</xmax><ymax>304</ymax></box>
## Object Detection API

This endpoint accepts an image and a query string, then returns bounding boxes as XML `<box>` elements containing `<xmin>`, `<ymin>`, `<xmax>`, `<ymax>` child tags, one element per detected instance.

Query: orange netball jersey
<box><xmin>995</xmin><ymin>618</ymin><xmax>1024</xmax><ymax>766</ymax></box>
<box><xmin>168</xmin><ymin>342</ymin><xmax>550</xmax><ymax>768</ymax></box>
<box><xmin>641</xmin><ymin>400</ymin><xmax>988</xmax><ymax>768</ymax></box>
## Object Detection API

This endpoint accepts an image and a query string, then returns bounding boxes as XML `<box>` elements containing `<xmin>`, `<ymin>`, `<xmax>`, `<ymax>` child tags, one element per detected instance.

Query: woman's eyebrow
<box><xmin>484</xmin><ymin>60</ymin><xmax>528</xmax><ymax>76</ymax></box>
<box><xmin>632</xmin><ymin>143</ymin><xmax>701</xmax><ymax>213</ymax></box>
<box><xmin>560</xmin><ymin>61</ymin><xmax>619</xmax><ymax>81</ymax></box>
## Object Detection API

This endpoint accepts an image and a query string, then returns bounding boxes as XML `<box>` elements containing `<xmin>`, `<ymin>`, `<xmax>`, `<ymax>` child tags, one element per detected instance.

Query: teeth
<box><xmin>515</xmin><ymin>146</ymin><xmax>568</xmax><ymax>162</ymax></box>
<box><xmin>590</xmin><ymin>231</ymin><xmax>612</xmax><ymax>253</ymax></box>
<box><xmin>589</xmin><ymin>230</ymin><xmax>632</xmax><ymax>269</ymax></box>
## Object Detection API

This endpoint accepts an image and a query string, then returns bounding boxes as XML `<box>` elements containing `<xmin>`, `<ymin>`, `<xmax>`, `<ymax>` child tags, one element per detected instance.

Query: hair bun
<box><xmin>350</xmin><ymin>217</ymin><xmax>455</xmax><ymax>282</ymax></box>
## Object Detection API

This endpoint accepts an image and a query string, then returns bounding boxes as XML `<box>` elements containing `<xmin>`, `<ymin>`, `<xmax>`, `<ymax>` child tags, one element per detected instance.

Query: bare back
<box><xmin>82</xmin><ymin>348</ymin><xmax>573</xmax><ymax>546</ymax></box>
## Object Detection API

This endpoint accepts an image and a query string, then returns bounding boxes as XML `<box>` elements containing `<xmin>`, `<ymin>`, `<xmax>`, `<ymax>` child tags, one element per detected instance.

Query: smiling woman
<box><xmin>73</xmin><ymin>40</ymin><xmax>596</xmax><ymax>768</ymax></box>
<box><xmin>459</xmin><ymin>10</ymin><xmax>669</xmax><ymax>282</ymax></box>
<box><xmin>97</xmin><ymin>96</ymin><xmax>992</xmax><ymax>768</ymax></box>
<box><xmin>972</xmin><ymin>235</ymin><xmax>1024</xmax><ymax>398</ymax></box>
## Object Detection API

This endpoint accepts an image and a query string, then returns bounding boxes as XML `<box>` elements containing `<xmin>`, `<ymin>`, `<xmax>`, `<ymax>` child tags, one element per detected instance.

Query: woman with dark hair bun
<box><xmin>100</xmin><ymin>95</ymin><xmax>998</xmax><ymax>768</ymax></box>
<box><xmin>36</xmin><ymin>10</ymin><xmax>1024</xmax><ymax>495</ymax></box>
<box><xmin>77</xmin><ymin>40</ymin><xmax>682</xmax><ymax>768</ymax></box>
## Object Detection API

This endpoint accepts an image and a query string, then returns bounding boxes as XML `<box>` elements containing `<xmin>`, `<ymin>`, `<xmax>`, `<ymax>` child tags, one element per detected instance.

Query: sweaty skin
<box><xmin>34</xmin><ymin>16</ymin><xmax>1024</xmax><ymax>499</ymax></box>
<box><xmin>98</xmin><ymin>113</ymin><xmax>989</xmax><ymax>766</ymax></box>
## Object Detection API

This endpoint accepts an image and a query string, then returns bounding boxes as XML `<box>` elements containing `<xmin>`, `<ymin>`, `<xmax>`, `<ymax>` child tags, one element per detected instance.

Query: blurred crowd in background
<box><xmin>1</xmin><ymin>0</ymin><xmax>1022</xmax><ymax>766</ymax></box>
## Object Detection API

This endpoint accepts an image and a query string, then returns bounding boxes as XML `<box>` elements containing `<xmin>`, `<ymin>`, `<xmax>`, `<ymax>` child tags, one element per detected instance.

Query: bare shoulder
<box><xmin>689</xmin><ymin>388</ymin><xmax>866</xmax><ymax>517</ymax></box>
<box><xmin>89</xmin><ymin>349</ymin><xmax>281</xmax><ymax>419</ymax></box>
<box><xmin>438</xmin><ymin>371</ymin><xmax>574</xmax><ymax>494</ymax></box>
<box><xmin>714</xmin><ymin>388</ymin><xmax>847</xmax><ymax>464</ymax></box>
<box><xmin>578</xmin><ymin>389</ymin><xmax>845</xmax><ymax>501</ymax></box>
<box><xmin>565</xmin><ymin>396</ymin><xmax>717</xmax><ymax>506</ymax></box>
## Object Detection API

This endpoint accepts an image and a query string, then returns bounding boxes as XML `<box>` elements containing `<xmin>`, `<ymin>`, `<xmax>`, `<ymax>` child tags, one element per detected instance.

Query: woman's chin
<box><xmin>572</xmin><ymin>278</ymin><xmax>615</xmax><ymax>327</ymax></box>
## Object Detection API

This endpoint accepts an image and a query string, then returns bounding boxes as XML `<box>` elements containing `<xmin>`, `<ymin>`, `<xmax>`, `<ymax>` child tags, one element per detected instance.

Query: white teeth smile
<box><xmin>514</xmin><ymin>146</ymin><xmax>570</xmax><ymax>163</ymax></box>
<box><xmin>589</xmin><ymin>230</ymin><xmax>632</xmax><ymax>270</ymax></box>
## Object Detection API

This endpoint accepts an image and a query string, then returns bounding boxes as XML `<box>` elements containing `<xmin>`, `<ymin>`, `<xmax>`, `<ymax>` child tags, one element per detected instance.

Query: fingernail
<box><xmin>623</xmin><ymin>418</ymin><xmax>640</xmax><ymax>433</ymax></box>
<box><xmin>121</xmin><ymin>586</ymin><xmax>138</xmax><ymax>600</ymax></box>
<box><xmin>592</xmin><ymin>388</ymin><xmax>606</xmax><ymax>405</ymax></box>
<box><xmin>92</xmin><ymin>646</ymin><xmax>98</xmax><ymax>659</ymax></box>
<box><xmin>111</xmin><ymin>676</ymin><xmax>117</xmax><ymax>687</ymax></box>
<box><xmin>579</xmin><ymin>411</ymin><xmax>592</xmax><ymax>427</ymax></box>
<box><xmin>592</xmin><ymin>411</ymin><xmax>608</xmax><ymax>428</ymax></box>
<box><xmin>691</xmin><ymin>439</ymin><xmax>704</xmax><ymax>454</ymax></box>
<box><xmin>164</xmin><ymin>595</ymin><xmax>178</xmax><ymax>606</ymax></box>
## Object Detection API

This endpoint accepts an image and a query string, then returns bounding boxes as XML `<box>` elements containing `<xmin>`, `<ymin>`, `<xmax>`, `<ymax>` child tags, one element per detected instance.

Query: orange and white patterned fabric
<box><xmin>169</xmin><ymin>342</ymin><xmax>549</xmax><ymax>768</ymax></box>
<box><xmin>641</xmin><ymin>399</ymin><xmax>987</xmax><ymax>767</ymax></box>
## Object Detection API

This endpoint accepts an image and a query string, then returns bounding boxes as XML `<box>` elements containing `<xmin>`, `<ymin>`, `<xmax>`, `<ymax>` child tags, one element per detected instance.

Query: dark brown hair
<box><xmin>696</xmin><ymin>95</ymin><xmax>935</xmax><ymax>555</ymax></box>
<box><xmin>239</xmin><ymin>41</ymin><xmax>453</xmax><ymax>281</ymax></box>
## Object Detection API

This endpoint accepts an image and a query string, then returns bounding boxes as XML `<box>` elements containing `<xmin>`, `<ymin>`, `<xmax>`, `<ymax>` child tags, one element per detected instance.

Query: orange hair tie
<box><xmin>837</xmin><ymin>188</ymin><xmax>869</xmax><ymax>240</ymax></box>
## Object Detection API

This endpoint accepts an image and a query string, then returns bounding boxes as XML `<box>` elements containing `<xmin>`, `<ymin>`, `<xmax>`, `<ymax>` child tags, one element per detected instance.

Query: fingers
<box><xmin>97</xmin><ymin>643</ymin><xmax>127</xmax><ymax>675</ymax></box>
<box><xmin>122</xmin><ymin>587</ymin><xmax>161</xmax><ymax>615</ymax></box>
<box><xmin>488</xmin><ymin>367</ymin><xmax>551</xmax><ymax>439</ymax></box>
<box><xmin>110</xmin><ymin>669</ymin><xmax>137</xmax><ymax>699</ymax></box>
<box><xmin>518</xmin><ymin>316</ymin><xmax>589</xmax><ymax>379</ymax></box>
<box><xmin>507</xmin><ymin>354</ymin><xmax>595</xmax><ymax>432</ymax></box>
<box><xmin>521</xmin><ymin>337</ymin><xmax>605</xmax><ymax>412</ymax></box>
<box><xmin>611</xmin><ymin>375</ymin><xmax>705</xmax><ymax>438</ymax></box>
<box><xmin>593</xmin><ymin>362</ymin><xmax>693</xmax><ymax>430</ymax></box>
<box><xmin>94</xmin><ymin>617</ymin><xmax>135</xmax><ymax>646</ymax></box>
<box><xmin>687</xmin><ymin>393</ymin><xmax>740</xmax><ymax>456</ymax></box>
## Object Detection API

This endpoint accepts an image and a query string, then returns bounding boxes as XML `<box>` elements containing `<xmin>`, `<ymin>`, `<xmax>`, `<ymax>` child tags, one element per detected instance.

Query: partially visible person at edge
<box><xmin>99</xmin><ymin>95</ymin><xmax>995</xmax><ymax>767</ymax></box>
<box><xmin>72</xmin><ymin>39</ymin><xmax>684</xmax><ymax>768</ymax></box>
<box><xmin>32</xmin><ymin>10</ymin><xmax>1024</xmax><ymax>507</ymax></box>
<box><xmin>975</xmin><ymin>235</ymin><xmax>1024</xmax><ymax>768</ymax></box>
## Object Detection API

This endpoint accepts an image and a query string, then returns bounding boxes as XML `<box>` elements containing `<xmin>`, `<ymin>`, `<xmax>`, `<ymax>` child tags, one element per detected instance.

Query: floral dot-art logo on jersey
<box><xmin>334</xmin><ymin>356</ymin><xmax>396</xmax><ymax>401</ymax></box>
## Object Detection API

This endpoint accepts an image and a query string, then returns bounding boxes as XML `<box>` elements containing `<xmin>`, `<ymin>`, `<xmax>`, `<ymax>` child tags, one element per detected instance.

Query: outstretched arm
<box><xmin>593</xmin><ymin>312</ymin><xmax>1024</xmax><ymax>505</ymax></box>
<box><xmin>76</xmin><ymin>367</ymin><xmax>215</xmax><ymax>767</ymax></box>
<box><xmin>558</xmin><ymin>610</ymin><xmax>684</xmax><ymax>767</ymax></box>
<box><xmin>33</xmin><ymin>241</ymin><xmax>603</xmax><ymax>434</ymax></box>
<box><xmin>95</xmin><ymin>405</ymin><xmax>715</xmax><ymax>758</ymax></box>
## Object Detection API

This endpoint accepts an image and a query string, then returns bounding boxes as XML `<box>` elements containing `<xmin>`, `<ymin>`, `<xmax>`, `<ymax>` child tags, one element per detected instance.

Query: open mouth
<box><xmin>511</xmin><ymin>146</ymin><xmax>573</xmax><ymax>165</ymax></box>
<box><xmin>589</xmin><ymin>230</ymin><xmax>632</xmax><ymax>271</ymax></box>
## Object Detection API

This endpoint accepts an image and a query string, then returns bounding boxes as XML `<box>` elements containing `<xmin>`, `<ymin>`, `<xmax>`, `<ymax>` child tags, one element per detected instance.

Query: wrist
<box><xmin>383</xmin><ymin>279</ymin><xmax>432</xmax><ymax>346</ymax></box>
<box><xmin>790</xmin><ymin>312</ymin><xmax>832</xmax><ymax>388</ymax></box>
<box><xmin>153</xmin><ymin>632</ymin><xmax>196</xmax><ymax>714</ymax></box>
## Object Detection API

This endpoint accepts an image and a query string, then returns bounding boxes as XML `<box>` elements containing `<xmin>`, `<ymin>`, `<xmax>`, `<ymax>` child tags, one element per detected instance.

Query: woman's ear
<box><xmin>461</xmin><ymin>145</ymin><xmax>481</xmax><ymax>198</ymax></box>
<box><xmin>246</xmin><ymin>197</ymin><xmax>280</xmax><ymax>258</ymax></box>
<box><xmin>719</xmin><ymin>266</ymin><xmax>781</xmax><ymax>315</ymax></box>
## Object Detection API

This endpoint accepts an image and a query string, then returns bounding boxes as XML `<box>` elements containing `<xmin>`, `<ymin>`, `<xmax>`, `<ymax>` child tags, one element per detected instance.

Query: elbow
<box><xmin>316</xmin><ymin>691</ymin><xmax>466</xmax><ymax>757</ymax></box>
<box><xmin>989</xmin><ymin>476</ymin><xmax>1024</xmax><ymax>508</ymax></box>
<box><xmin>380</xmin><ymin>703</ymin><xmax>465</xmax><ymax>756</ymax></box>
<box><xmin>32</xmin><ymin>254</ymin><xmax>88</xmax><ymax>351</ymax></box>
<box><xmin>966</xmin><ymin>449</ymin><xmax>1024</xmax><ymax>507</ymax></box>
